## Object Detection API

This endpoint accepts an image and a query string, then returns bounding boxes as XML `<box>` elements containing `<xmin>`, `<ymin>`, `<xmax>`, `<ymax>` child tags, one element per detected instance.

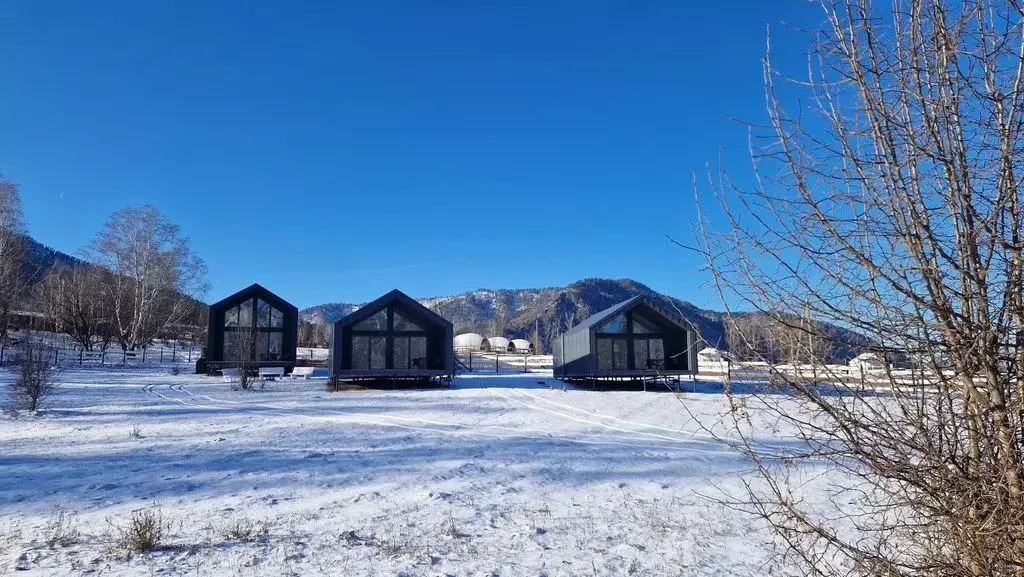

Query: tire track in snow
<box><xmin>506</xmin><ymin>388</ymin><xmax>796</xmax><ymax>453</ymax></box>
<box><xmin>141</xmin><ymin>383</ymin><xmax>735</xmax><ymax>454</ymax></box>
<box><xmin>489</xmin><ymin>389</ymin><xmax>740</xmax><ymax>454</ymax></box>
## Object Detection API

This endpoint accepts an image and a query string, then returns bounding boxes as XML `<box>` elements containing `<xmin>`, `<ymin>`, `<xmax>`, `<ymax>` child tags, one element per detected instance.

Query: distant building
<box><xmin>487</xmin><ymin>337</ymin><xmax>511</xmax><ymax>353</ymax></box>
<box><xmin>697</xmin><ymin>347</ymin><xmax>728</xmax><ymax>364</ymax></box>
<box><xmin>849</xmin><ymin>352</ymin><xmax>886</xmax><ymax>375</ymax></box>
<box><xmin>329</xmin><ymin>289</ymin><xmax>454</xmax><ymax>385</ymax></box>
<box><xmin>453</xmin><ymin>333</ymin><xmax>489</xmax><ymax>352</ymax></box>
<box><xmin>552</xmin><ymin>295</ymin><xmax>698</xmax><ymax>382</ymax></box>
<box><xmin>206</xmin><ymin>283</ymin><xmax>299</xmax><ymax>371</ymax></box>
<box><xmin>509</xmin><ymin>339</ymin><xmax>534</xmax><ymax>354</ymax></box>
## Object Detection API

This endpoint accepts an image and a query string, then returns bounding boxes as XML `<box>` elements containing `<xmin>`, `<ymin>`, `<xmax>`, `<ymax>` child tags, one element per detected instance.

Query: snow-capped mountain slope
<box><xmin>301</xmin><ymin>278</ymin><xmax>726</xmax><ymax>351</ymax></box>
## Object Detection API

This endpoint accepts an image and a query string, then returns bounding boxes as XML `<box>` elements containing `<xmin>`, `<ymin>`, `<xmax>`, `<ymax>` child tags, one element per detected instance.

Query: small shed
<box><xmin>206</xmin><ymin>283</ymin><xmax>299</xmax><ymax>371</ymax></box>
<box><xmin>552</xmin><ymin>295</ymin><xmax>698</xmax><ymax>381</ymax></box>
<box><xmin>454</xmin><ymin>333</ymin><xmax>490</xmax><ymax>352</ymax></box>
<box><xmin>697</xmin><ymin>347</ymin><xmax>728</xmax><ymax>364</ymax></box>
<box><xmin>487</xmin><ymin>337</ymin><xmax>511</xmax><ymax>353</ymax></box>
<box><xmin>849</xmin><ymin>352</ymin><xmax>886</xmax><ymax>375</ymax></box>
<box><xmin>509</xmin><ymin>339</ymin><xmax>534</xmax><ymax>354</ymax></box>
<box><xmin>329</xmin><ymin>289</ymin><xmax>454</xmax><ymax>384</ymax></box>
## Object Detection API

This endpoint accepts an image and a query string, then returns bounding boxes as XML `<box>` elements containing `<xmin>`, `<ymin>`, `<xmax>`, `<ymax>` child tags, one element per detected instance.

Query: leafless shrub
<box><xmin>41</xmin><ymin>508</ymin><xmax>80</xmax><ymax>548</ymax></box>
<box><xmin>219</xmin><ymin>518</ymin><xmax>269</xmax><ymax>542</ymax></box>
<box><xmin>128</xmin><ymin>425</ymin><xmax>142</xmax><ymax>439</ymax></box>
<box><xmin>109</xmin><ymin>507</ymin><xmax>168</xmax><ymax>555</ymax></box>
<box><xmin>688</xmin><ymin>0</ymin><xmax>1024</xmax><ymax>574</ymax></box>
<box><xmin>228</xmin><ymin>324</ymin><xmax>260</xmax><ymax>391</ymax></box>
<box><xmin>7</xmin><ymin>334</ymin><xmax>60</xmax><ymax>413</ymax></box>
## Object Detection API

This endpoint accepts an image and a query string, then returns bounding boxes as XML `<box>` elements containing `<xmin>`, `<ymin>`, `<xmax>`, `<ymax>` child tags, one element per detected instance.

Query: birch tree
<box><xmin>85</xmin><ymin>205</ymin><xmax>208</xmax><ymax>351</ymax></box>
<box><xmin>0</xmin><ymin>174</ymin><xmax>26</xmax><ymax>340</ymax></box>
<box><xmin>692</xmin><ymin>0</ymin><xmax>1024</xmax><ymax>574</ymax></box>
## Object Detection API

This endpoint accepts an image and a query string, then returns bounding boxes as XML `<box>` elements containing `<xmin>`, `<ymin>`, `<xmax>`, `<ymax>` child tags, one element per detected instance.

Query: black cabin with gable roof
<box><xmin>206</xmin><ymin>283</ymin><xmax>299</xmax><ymax>370</ymax></box>
<box><xmin>552</xmin><ymin>295</ymin><xmax>698</xmax><ymax>381</ymax></box>
<box><xmin>328</xmin><ymin>289</ymin><xmax>454</xmax><ymax>384</ymax></box>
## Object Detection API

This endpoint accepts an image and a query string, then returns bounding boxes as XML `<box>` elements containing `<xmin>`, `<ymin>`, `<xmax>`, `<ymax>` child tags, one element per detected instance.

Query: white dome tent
<box><xmin>487</xmin><ymin>337</ymin><xmax>511</xmax><ymax>353</ymax></box>
<box><xmin>509</xmin><ymin>339</ymin><xmax>534</xmax><ymax>354</ymax></box>
<box><xmin>453</xmin><ymin>333</ymin><xmax>489</xmax><ymax>352</ymax></box>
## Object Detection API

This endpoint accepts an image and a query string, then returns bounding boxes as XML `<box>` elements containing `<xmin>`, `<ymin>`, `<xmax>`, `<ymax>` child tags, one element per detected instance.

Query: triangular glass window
<box><xmin>354</xmin><ymin>309</ymin><xmax>387</xmax><ymax>331</ymax></box>
<box><xmin>597</xmin><ymin>314</ymin><xmax>626</xmax><ymax>333</ymax></box>
<box><xmin>393</xmin><ymin>310</ymin><xmax>423</xmax><ymax>331</ymax></box>
<box><xmin>631</xmin><ymin>312</ymin><xmax>663</xmax><ymax>334</ymax></box>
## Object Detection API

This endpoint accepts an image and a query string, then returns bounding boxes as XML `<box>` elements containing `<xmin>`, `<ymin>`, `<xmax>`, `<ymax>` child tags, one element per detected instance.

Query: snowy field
<box><xmin>0</xmin><ymin>367</ymin><xmax>821</xmax><ymax>576</ymax></box>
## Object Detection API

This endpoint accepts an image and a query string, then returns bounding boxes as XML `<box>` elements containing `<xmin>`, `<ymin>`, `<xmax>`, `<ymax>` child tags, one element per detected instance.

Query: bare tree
<box><xmin>84</xmin><ymin>205</ymin><xmax>208</xmax><ymax>351</ymax></box>
<box><xmin>6</xmin><ymin>332</ymin><xmax>60</xmax><ymax>413</ymax></box>
<box><xmin>38</xmin><ymin>265</ymin><xmax>113</xmax><ymax>351</ymax></box>
<box><xmin>0</xmin><ymin>174</ymin><xmax>26</xmax><ymax>341</ymax></box>
<box><xmin>690</xmin><ymin>1</ymin><xmax>1024</xmax><ymax>575</ymax></box>
<box><xmin>227</xmin><ymin>324</ymin><xmax>260</xmax><ymax>391</ymax></box>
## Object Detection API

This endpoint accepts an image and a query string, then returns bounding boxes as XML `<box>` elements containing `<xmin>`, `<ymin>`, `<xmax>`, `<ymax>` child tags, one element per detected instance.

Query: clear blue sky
<box><xmin>1</xmin><ymin>1</ymin><xmax>819</xmax><ymax>309</ymax></box>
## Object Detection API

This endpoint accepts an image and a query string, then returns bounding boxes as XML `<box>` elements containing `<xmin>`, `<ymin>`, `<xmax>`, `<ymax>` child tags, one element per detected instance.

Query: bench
<box><xmin>259</xmin><ymin>367</ymin><xmax>285</xmax><ymax>381</ymax></box>
<box><xmin>291</xmin><ymin>366</ymin><xmax>316</xmax><ymax>380</ymax></box>
<box><xmin>221</xmin><ymin>368</ymin><xmax>240</xmax><ymax>382</ymax></box>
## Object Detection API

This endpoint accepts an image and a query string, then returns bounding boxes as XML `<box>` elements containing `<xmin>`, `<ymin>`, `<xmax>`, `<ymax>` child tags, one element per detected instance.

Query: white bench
<box><xmin>291</xmin><ymin>366</ymin><xmax>316</xmax><ymax>380</ymax></box>
<box><xmin>221</xmin><ymin>368</ymin><xmax>240</xmax><ymax>382</ymax></box>
<box><xmin>259</xmin><ymin>367</ymin><xmax>285</xmax><ymax>381</ymax></box>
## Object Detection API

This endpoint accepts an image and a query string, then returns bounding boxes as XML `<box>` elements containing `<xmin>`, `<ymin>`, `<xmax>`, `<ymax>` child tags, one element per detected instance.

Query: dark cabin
<box><xmin>206</xmin><ymin>283</ymin><xmax>299</xmax><ymax>371</ymax></box>
<box><xmin>329</xmin><ymin>289</ymin><xmax>454</xmax><ymax>384</ymax></box>
<box><xmin>552</xmin><ymin>295</ymin><xmax>699</xmax><ymax>382</ymax></box>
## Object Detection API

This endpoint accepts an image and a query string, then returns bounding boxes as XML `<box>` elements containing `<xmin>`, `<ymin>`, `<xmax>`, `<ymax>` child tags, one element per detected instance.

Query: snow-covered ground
<box><xmin>0</xmin><ymin>367</ymin><xmax>817</xmax><ymax>576</ymax></box>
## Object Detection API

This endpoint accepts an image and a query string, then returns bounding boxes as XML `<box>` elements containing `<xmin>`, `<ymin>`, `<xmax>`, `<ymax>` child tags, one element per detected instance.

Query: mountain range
<box><xmin>19</xmin><ymin>234</ymin><xmax>863</xmax><ymax>358</ymax></box>
<box><xmin>20</xmin><ymin>235</ymin><xmax>82</xmax><ymax>285</ymax></box>
<box><xmin>302</xmin><ymin>278</ymin><xmax>729</xmax><ymax>352</ymax></box>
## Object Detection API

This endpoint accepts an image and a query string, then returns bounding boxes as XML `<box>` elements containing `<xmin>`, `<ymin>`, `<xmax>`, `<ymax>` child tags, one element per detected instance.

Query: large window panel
<box><xmin>238</xmin><ymin>299</ymin><xmax>254</xmax><ymax>328</ymax></box>
<box><xmin>354</xmin><ymin>309</ymin><xmax>387</xmax><ymax>331</ymax></box>
<box><xmin>597</xmin><ymin>314</ymin><xmax>626</xmax><ymax>334</ymax></box>
<box><xmin>256</xmin><ymin>331</ymin><xmax>270</xmax><ymax>359</ymax></box>
<box><xmin>268</xmin><ymin>333</ymin><xmax>283</xmax><ymax>361</ymax></box>
<box><xmin>597</xmin><ymin>339</ymin><xmax>613</xmax><ymax>370</ymax></box>
<box><xmin>224</xmin><ymin>331</ymin><xmax>241</xmax><ymax>360</ymax></box>
<box><xmin>270</xmin><ymin>307</ymin><xmax>284</xmax><ymax>329</ymax></box>
<box><xmin>256</xmin><ymin>299</ymin><xmax>272</xmax><ymax>328</ymax></box>
<box><xmin>370</xmin><ymin>336</ymin><xmax>387</xmax><ymax>369</ymax></box>
<box><xmin>393</xmin><ymin>310</ymin><xmax>422</xmax><ymax>331</ymax></box>
<box><xmin>650</xmin><ymin>339</ymin><xmax>665</xmax><ymax>369</ymax></box>
<box><xmin>223</xmin><ymin>306</ymin><xmax>239</xmax><ymax>328</ymax></box>
<box><xmin>633</xmin><ymin>339</ymin><xmax>649</xmax><ymax>370</ymax></box>
<box><xmin>351</xmin><ymin>336</ymin><xmax>369</xmax><ymax>370</ymax></box>
<box><xmin>631</xmin><ymin>313</ymin><xmax>661</xmax><ymax>334</ymax></box>
<box><xmin>411</xmin><ymin>337</ymin><xmax>427</xmax><ymax>369</ymax></box>
<box><xmin>612</xmin><ymin>338</ymin><xmax>629</xmax><ymax>370</ymax></box>
<box><xmin>393</xmin><ymin>337</ymin><xmax>409</xmax><ymax>369</ymax></box>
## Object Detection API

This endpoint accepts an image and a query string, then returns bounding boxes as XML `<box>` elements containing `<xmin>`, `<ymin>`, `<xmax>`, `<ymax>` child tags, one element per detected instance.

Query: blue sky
<box><xmin>1</xmin><ymin>1</ymin><xmax>819</xmax><ymax>309</ymax></box>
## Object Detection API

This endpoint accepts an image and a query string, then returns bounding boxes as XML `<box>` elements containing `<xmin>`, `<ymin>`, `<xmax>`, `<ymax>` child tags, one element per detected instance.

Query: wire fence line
<box><xmin>0</xmin><ymin>343</ymin><xmax>198</xmax><ymax>367</ymax></box>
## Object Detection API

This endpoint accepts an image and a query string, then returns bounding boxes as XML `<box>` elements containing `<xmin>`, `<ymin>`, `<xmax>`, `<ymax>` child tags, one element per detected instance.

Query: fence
<box><xmin>0</xmin><ymin>342</ymin><xmax>197</xmax><ymax>367</ymax></box>
<box><xmin>456</xmin><ymin>350</ymin><xmax>554</xmax><ymax>373</ymax></box>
